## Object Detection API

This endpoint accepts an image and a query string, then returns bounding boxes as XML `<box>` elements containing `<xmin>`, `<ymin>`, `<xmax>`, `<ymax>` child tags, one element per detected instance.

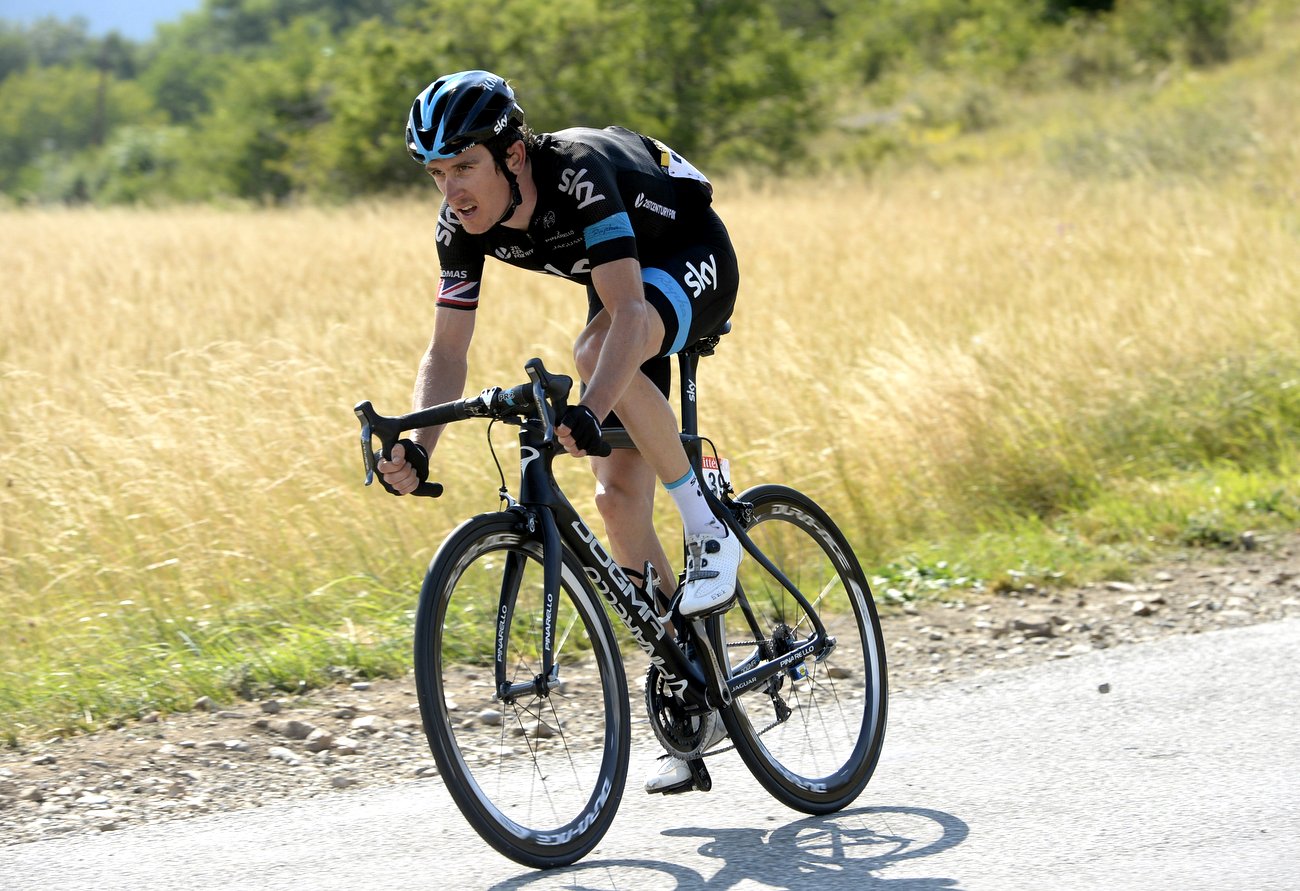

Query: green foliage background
<box><xmin>0</xmin><ymin>0</ymin><xmax>1286</xmax><ymax>204</ymax></box>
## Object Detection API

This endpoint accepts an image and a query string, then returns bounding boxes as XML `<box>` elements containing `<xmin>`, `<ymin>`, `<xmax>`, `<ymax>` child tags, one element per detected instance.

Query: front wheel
<box><xmin>413</xmin><ymin>512</ymin><xmax>630</xmax><ymax>868</ymax></box>
<box><xmin>712</xmin><ymin>485</ymin><xmax>888</xmax><ymax>813</ymax></box>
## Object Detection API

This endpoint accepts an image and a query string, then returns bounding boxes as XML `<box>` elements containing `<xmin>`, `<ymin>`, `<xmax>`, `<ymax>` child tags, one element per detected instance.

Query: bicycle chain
<box><xmin>699</xmin><ymin>712</ymin><xmax>784</xmax><ymax>759</ymax></box>
<box><xmin>687</xmin><ymin>640</ymin><xmax>790</xmax><ymax>758</ymax></box>
<box><xmin>700</xmin><ymin>650</ymin><xmax>786</xmax><ymax>758</ymax></box>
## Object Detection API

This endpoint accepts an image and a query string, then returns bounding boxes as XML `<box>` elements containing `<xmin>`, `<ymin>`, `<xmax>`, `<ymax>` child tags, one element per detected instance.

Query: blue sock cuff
<box><xmin>664</xmin><ymin>469</ymin><xmax>694</xmax><ymax>491</ymax></box>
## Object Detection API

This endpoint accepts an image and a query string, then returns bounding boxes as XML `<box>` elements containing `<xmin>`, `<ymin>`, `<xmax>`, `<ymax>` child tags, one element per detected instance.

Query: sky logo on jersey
<box><xmin>543</xmin><ymin>259</ymin><xmax>592</xmax><ymax>279</ymax></box>
<box><xmin>684</xmin><ymin>254</ymin><xmax>718</xmax><ymax>298</ymax></box>
<box><xmin>559</xmin><ymin>167</ymin><xmax>606</xmax><ymax>209</ymax></box>
<box><xmin>436</xmin><ymin>206</ymin><xmax>461</xmax><ymax>246</ymax></box>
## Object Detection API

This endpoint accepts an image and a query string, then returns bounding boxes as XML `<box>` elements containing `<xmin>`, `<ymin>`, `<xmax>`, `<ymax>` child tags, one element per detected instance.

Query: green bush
<box><xmin>1045</xmin><ymin>86</ymin><xmax>1258</xmax><ymax>178</ymax></box>
<box><xmin>0</xmin><ymin>0</ymin><xmax>1290</xmax><ymax>202</ymax></box>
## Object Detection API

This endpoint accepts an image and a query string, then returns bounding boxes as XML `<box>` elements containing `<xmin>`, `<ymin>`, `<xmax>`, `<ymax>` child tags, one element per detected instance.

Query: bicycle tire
<box><xmin>711</xmin><ymin>484</ymin><xmax>887</xmax><ymax>813</ymax></box>
<box><xmin>413</xmin><ymin>513</ymin><xmax>630</xmax><ymax>868</ymax></box>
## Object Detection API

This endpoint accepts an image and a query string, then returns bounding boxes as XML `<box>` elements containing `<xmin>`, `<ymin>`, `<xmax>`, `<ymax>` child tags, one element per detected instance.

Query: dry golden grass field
<box><xmin>3</xmin><ymin>152</ymin><xmax>1299</xmax><ymax>734</ymax></box>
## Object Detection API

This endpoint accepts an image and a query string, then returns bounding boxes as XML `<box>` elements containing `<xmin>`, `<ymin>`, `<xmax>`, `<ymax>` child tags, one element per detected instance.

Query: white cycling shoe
<box><xmin>678</xmin><ymin>529</ymin><xmax>742</xmax><ymax>618</ymax></box>
<box><xmin>645</xmin><ymin>718</ymin><xmax>728</xmax><ymax>794</ymax></box>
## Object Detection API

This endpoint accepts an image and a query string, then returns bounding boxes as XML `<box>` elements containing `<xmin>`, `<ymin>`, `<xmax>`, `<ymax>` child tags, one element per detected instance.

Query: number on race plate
<box><xmin>701</xmin><ymin>455</ymin><xmax>730</xmax><ymax>498</ymax></box>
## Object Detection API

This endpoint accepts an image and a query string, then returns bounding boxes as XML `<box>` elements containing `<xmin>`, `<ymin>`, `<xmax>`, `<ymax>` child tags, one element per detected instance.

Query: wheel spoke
<box><xmin>414</xmin><ymin>521</ymin><xmax>629</xmax><ymax>867</ymax></box>
<box><xmin>714</xmin><ymin>486</ymin><xmax>887</xmax><ymax>814</ymax></box>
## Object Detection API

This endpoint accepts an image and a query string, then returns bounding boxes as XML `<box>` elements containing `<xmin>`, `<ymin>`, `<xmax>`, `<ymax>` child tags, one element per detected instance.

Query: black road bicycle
<box><xmin>353</xmin><ymin>329</ymin><xmax>888</xmax><ymax>869</ymax></box>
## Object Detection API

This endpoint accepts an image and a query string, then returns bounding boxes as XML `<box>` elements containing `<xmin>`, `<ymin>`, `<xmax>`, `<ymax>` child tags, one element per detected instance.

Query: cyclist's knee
<box><xmin>593</xmin><ymin>477</ymin><xmax>653</xmax><ymax>524</ymax></box>
<box><xmin>573</xmin><ymin>324</ymin><xmax>606</xmax><ymax>382</ymax></box>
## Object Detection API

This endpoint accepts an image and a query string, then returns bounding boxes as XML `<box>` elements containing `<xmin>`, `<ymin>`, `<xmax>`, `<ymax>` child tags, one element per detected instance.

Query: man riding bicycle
<box><xmin>376</xmin><ymin>70</ymin><xmax>741</xmax><ymax>793</ymax></box>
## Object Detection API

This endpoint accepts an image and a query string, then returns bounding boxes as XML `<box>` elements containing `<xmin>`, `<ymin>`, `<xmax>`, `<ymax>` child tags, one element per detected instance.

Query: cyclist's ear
<box><xmin>504</xmin><ymin>138</ymin><xmax>527</xmax><ymax>173</ymax></box>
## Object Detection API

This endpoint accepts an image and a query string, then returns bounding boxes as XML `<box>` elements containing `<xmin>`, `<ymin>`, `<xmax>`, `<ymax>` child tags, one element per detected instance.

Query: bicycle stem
<box><xmin>356</xmin><ymin>353</ymin><xmax>831</xmax><ymax>711</ymax></box>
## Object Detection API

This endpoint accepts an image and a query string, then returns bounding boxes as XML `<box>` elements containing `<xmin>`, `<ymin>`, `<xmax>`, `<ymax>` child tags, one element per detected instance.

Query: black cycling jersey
<box><xmin>434</xmin><ymin>126</ymin><xmax>719</xmax><ymax>312</ymax></box>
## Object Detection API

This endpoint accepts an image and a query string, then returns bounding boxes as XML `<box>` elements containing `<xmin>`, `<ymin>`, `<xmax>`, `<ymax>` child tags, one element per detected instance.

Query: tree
<box><xmin>1115</xmin><ymin>0</ymin><xmax>1246</xmax><ymax>67</ymax></box>
<box><xmin>389</xmin><ymin>0</ymin><xmax>820</xmax><ymax>169</ymax></box>
<box><xmin>138</xmin><ymin>17</ymin><xmax>237</xmax><ymax>124</ymax></box>
<box><xmin>0</xmin><ymin>64</ymin><xmax>159</xmax><ymax>195</ymax></box>
<box><xmin>22</xmin><ymin>16</ymin><xmax>98</xmax><ymax>68</ymax></box>
<box><xmin>297</xmin><ymin>19</ymin><xmax>452</xmax><ymax>195</ymax></box>
<box><xmin>0</xmin><ymin>22</ymin><xmax>35</xmax><ymax>82</ymax></box>
<box><xmin>183</xmin><ymin>17</ymin><xmax>333</xmax><ymax>200</ymax></box>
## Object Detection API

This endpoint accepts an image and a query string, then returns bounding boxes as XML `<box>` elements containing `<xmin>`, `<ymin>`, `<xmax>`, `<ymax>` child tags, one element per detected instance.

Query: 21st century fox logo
<box><xmin>634</xmin><ymin>193</ymin><xmax>677</xmax><ymax>221</ymax></box>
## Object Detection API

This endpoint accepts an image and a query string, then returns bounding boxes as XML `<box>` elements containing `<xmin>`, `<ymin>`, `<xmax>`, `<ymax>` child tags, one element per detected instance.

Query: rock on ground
<box><xmin>2</xmin><ymin>535</ymin><xmax>1298</xmax><ymax>845</ymax></box>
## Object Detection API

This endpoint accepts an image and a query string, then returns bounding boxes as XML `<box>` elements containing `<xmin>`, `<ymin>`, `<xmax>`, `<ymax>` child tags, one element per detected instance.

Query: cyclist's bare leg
<box><xmin>573</xmin><ymin>309</ymin><xmax>696</xmax><ymax>617</ymax></box>
<box><xmin>571</xmin><ymin>311</ymin><xmax>693</xmax><ymax>486</ymax></box>
<box><xmin>590</xmin><ymin>448</ymin><xmax>675</xmax><ymax>605</ymax></box>
<box><xmin>575</xmin><ymin>311</ymin><xmax>730</xmax><ymax>792</ymax></box>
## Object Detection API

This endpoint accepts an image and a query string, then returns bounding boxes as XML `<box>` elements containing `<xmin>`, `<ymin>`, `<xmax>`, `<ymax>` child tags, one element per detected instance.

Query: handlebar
<box><xmin>353</xmin><ymin>357</ymin><xmax>609</xmax><ymax>498</ymax></box>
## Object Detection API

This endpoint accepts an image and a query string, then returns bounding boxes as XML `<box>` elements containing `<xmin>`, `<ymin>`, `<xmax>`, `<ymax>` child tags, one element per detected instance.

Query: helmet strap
<box><xmin>488</xmin><ymin>135</ymin><xmax>525</xmax><ymax>227</ymax></box>
<box><xmin>494</xmin><ymin>170</ymin><xmax>523</xmax><ymax>227</ymax></box>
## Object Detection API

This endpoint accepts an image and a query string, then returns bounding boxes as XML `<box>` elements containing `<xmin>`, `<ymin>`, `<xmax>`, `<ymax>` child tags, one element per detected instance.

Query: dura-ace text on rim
<box><xmin>710</xmin><ymin>485</ymin><xmax>887</xmax><ymax>813</ymax></box>
<box><xmin>354</xmin><ymin>352</ymin><xmax>889</xmax><ymax>868</ymax></box>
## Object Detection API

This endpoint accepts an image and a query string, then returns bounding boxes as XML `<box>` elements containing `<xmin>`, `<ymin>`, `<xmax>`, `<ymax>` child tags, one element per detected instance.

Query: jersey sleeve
<box><xmin>434</xmin><ymin>202</ymin><xmax>485</xmax><ymax>311</ymax></box>
<box><xmin>558</xmin><ymin>146</ymin><xmax>638</xmax><ymax>268</ymax></box>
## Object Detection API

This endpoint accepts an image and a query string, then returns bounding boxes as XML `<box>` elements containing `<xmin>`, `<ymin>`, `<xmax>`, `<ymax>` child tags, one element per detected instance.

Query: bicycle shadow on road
<box><xmin>489</xmin><ymin>805</ymin><xmax>968</xmax><ymax>890</ymax></box>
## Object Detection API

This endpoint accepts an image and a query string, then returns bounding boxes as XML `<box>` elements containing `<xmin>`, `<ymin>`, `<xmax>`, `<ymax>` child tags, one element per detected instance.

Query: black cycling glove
<box><xmin>559</xmin><ymin>404</ymin><xmax>606</xmax><ymax>455</ymax></box>
<box><xmin>376</xmin><ymin>439</ymin><xmax>429</xmax><ymax>496</ymax></box>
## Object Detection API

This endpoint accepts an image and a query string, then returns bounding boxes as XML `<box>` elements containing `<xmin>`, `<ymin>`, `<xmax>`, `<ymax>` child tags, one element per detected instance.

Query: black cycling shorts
<box><xmin>584</xmin><ymin>207</ymin><xmax>738</xmax><ymax>427</ymax></box>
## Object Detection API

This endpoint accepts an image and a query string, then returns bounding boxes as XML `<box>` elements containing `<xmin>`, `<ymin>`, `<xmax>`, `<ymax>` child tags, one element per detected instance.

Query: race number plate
<box><xmin>701</xmin><ymin>455</ymin><xmax>730</xmax><ymax>498</ymax></box>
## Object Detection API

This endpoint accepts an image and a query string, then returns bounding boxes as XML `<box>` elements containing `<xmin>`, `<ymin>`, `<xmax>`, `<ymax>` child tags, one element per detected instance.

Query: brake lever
<box><xmin>524</xmin><ymin>358</ymin><xmax>571</xmax><ymax>448</ymax></box>
<box><xmin>354</xmin><ymin>400</ymin><xmax>444</xmax><ymax>497</ymax></box>
<box><xmin>522</xmin><ymin>358</ymin><xmax>611</xmax><ymax>457</ymax></box>
<box><xmin>354</xmin><ymin>401</ymin><xmax>383</xmax><ymax>486</ymax></box>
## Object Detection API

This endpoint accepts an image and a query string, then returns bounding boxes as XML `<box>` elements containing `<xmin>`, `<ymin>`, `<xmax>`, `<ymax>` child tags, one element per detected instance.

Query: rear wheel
<box><xmin>413</xmin><ymin>513</ymin><xmax>629</xmax><ymax>868</ymax></box>
<box><xmin>712</xmin><ymin>485</ymin><xmax>887</xmax><ymax>813</ymax></box>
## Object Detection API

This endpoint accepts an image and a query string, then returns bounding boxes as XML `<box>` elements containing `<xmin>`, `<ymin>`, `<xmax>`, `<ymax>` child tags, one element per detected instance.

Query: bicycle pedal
<box><xmin>651</xmin><ymin>757</ymin><xmax>713</xmax><ymax>795</ymax></box>
<box><xmin>688</xmin><ymin>757</ymin><xmax>712</xmax><ymax>792</ymax></box>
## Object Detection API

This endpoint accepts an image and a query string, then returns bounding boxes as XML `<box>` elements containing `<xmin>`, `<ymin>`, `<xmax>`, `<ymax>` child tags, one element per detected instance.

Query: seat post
<box><xmin>673</xmin><ymin>323</ymin><xmax>728</xmax><ymax>573</ymax></box>
<box><xmin>675</xmin><ymin>321</ymin><xmax>729</xmax><ymax>475</ymax></box>
<box><xmin>677</xmin><ymin>350</ymin><xmax>704</xmax><ymax>475</ymax></box>
<box><xmin>678</xmin><ymin>351</ymin><xmax>701</xmax><ymax>436</ymax></box>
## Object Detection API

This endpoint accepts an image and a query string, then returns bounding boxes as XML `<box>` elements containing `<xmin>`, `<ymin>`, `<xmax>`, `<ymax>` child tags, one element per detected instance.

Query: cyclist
<box><xmin>377</xmin><ymin>70</ymin><xmax>739</xmax><ymax>793</ymax></box>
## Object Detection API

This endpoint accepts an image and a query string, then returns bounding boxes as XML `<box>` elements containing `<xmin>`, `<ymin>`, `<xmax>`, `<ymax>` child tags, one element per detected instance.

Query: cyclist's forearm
<box><xmin>411</xmin><ymin>349</ymin><xmax>468</xmax><ymax>450</ymax></box>
<box><xmin>411</xmin><ymin>305</ymin><xmax>476</xmax><ymax>451</ymax></box>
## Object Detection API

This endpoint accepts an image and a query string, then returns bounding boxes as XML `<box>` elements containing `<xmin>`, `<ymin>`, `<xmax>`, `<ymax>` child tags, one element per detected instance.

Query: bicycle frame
<box><xmin>498</xmin><ymin>348</ymin><xmax>835</xmax><ymax>717</ymax></box>
<box><xmin>355</xmin><ymin>351</ymin><xmax>835</xmax><ymax>718</ymax></box>
<box><xmin>501</xmin><ymin>418</ymin><xmax>717</xmax><ymax>710</ymax></box>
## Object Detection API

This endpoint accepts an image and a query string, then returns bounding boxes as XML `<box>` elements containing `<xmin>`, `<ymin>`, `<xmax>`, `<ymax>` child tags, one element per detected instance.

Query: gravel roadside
<box><xmin>3</xmin><ymin>534</ymin><xmax>1297</xmax><ymax>845</ymax></box>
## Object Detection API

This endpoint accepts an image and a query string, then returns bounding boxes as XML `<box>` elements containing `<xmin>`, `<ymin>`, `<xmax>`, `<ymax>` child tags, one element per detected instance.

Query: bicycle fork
<box><xmin>493</xmin><ymin>508</ymin><xmax>566</xmax><ymax>704</ymax></box>
<box><xmin>491</xmin><ymin>505</ymin><xmax>725</xmax><ymax>713</ymax></box>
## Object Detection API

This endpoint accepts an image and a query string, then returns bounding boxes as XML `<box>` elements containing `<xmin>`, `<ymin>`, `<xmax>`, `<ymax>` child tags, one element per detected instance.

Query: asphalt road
<box><xmin>3</xmin><ymin>618</ymin><xmax>1297</xmax><ymax>890</ymax></box>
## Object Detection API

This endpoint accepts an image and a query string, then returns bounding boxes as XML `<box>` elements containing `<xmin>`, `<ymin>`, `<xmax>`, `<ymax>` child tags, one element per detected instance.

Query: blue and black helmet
<box><xmin>406</xmin><ymin>70</ymin><xmax>526</xmax><ymax>165</ymax></box>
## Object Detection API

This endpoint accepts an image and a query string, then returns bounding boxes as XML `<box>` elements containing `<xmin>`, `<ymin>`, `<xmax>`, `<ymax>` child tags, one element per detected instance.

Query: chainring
<box><xmin>644</xmin><ymin>664</ymin><xmax>724</xmax><ymax>759</ymax></box>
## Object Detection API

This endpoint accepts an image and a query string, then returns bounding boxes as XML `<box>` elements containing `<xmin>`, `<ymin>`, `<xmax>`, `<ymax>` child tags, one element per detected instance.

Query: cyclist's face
<box><xmin>425</xmin><ymin>145</ymin><xmax>508</xmax><ymax>234</ymax></box>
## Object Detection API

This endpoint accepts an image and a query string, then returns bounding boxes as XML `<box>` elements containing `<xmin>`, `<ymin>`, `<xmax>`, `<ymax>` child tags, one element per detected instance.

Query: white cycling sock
<box><xmin>664</xmin><ymin>468</ymin><xmax>727</xmax><ymax>538</ymax></box>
